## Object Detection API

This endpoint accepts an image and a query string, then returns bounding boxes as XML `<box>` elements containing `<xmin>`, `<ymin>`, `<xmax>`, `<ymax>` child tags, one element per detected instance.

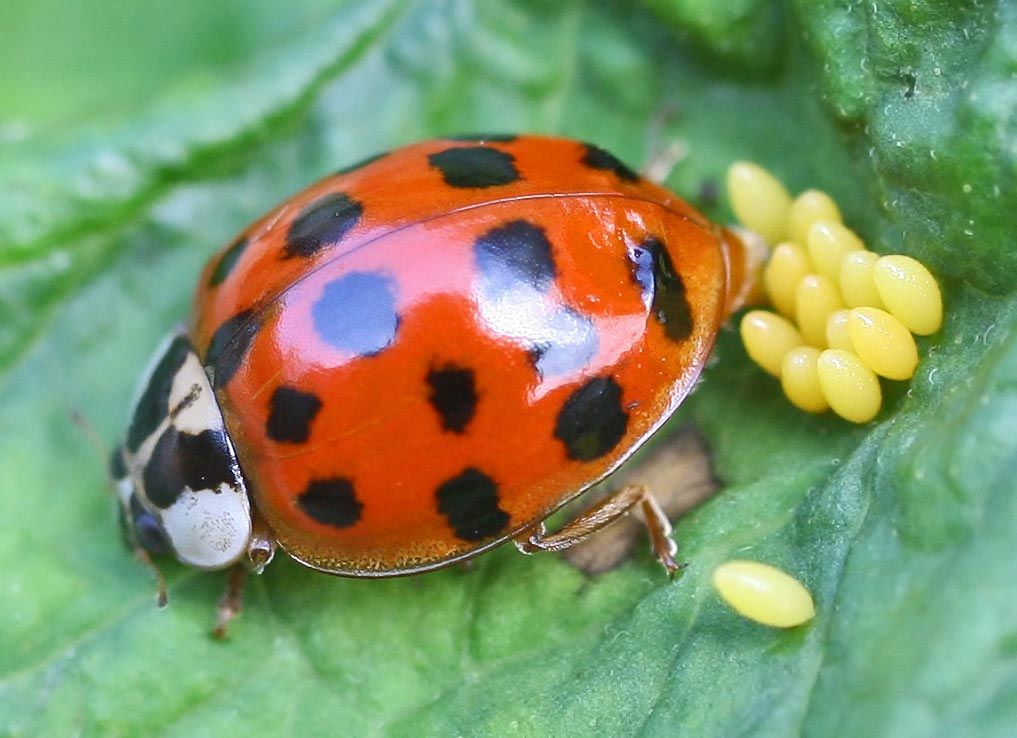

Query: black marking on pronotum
<box><xmin>435</xmin><ymin>467</ymin><xmax>510</xmax><ymax>542</ymax></box>
<box><xmin>428</xmin><ymin>146</ymin><xmax>520</xmax><ymax>188</ymax></box>
<box><xmin>125</xmin><ymin>335</ymin><xmax>191</xmax><ymax>453</ymax></box>
<box><xmin>312</xmin><ymin>271</ymin><xmax>399</xmax><ymax>356</ymax></box>
<box><xmin>205</xmin><ymin>310</ymin><xmax>259</xmax><ymax>389</ymax></box>
<box><xmin>581</xmin><ymin>143</ymin><xmax>639</xmax><ymax>182</ymax></box>
<box><xmin>527</xmin><ymin>307</ymin><xmax>599</xmax><ymax>379</ymax></box>
<box><xmin>426</xmin><ymin>364</ymin><xmax>478</xmax><ymax>434</ymax></box>
<box><xmin>474</xmin><ymin>220</ymin><xmax>557</xmax><ymax>296</ymax></box>
<box><xmin>169</xmin><ymin>382</ymin><xmax>203</xmax><ymax>421</ymax></box>
<box><xmin>298</xmin><ymin>478</ymin><xmax>363</xmax><ymax>528</ymax></box>
<box><xmin>334</xmin><ymin>151</ymin><xmax>387</xmax><ymax>175</ymax></box>
<box><xmin>284</xmin><ymin>192</ymin><xmax>364</xmax><ymax>259</ymax></box>
<box><xmin>266</xmin><ymin>386</ymin><xmax>323</xmax><ymax>444</ymax></box>
<box><xmin>627</xmin><ymin>236</ymin><xmax>694</xmax><ymax>343</ymax></box>
<box><xmin>208</xmin><ymin>236</ymin><xmax>249</xmax><ymax>287</ymax></box>
<box><xmin>142</xmin><ymin>427</ymin><xmax>236</xmax><ymax>509</ymax></box>
<box><xmin>554</xmin><ymin>376</ymin><xmax>629</xmax><ymax>462</ymax></box>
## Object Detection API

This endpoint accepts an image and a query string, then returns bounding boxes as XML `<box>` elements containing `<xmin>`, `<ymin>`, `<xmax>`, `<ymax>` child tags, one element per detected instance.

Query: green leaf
<box><xmin>1</xmin><ymin>1</ymin><xmax>1015</xmax><ymax>736</ymax></box>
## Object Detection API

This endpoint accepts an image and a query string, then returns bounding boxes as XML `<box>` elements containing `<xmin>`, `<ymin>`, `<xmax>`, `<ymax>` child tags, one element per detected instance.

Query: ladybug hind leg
<box><xmin>514</xmin><ymin>485</ymin><xmax>683</xmax><ymax>577</ymax></box>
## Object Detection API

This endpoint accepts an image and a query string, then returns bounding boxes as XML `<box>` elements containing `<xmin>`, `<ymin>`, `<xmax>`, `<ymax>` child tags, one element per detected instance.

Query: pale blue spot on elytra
<box><xmin>312</xmin><ymin>272</ymin><xmax>399</xmax><ymax>356</ymax></box>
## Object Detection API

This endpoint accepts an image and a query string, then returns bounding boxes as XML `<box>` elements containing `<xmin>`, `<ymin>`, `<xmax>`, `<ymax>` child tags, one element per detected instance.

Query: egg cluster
<box><xmin>726</xmin><ymin>162</ymin><xmax>943</xmax><ymax>423</ymax></box>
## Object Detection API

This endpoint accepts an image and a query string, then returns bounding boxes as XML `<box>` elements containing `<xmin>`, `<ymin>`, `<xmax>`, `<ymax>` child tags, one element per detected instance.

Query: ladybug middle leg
<box><xmin>513</xmin><ymin>485</ymin><xmax>683</xmax><ymax>577</ymax></box>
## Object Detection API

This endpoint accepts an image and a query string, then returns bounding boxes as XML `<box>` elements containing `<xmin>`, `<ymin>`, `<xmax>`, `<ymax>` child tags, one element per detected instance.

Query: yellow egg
<box><xmin>873</xmin><ymin>255</ymin><xmax>943</xmax><ymax>335</ymax></box>
<box><xmin>781</xmin><ymin>347</ymin><xmax>828</xmax><ymax>413</ymax></box>
<box><xmin>807</xmin><ymin>221</ymin><xmax>866</xmax><ymax>281</ymax></box>
<box><xmin>847</xmin><ymin>308</ymin><xmax>919</xmax><ymax>380</ymax></box>
<box><xmin>740</xmin><ymin>311</ymin><xmax>805</xmax><ymax>377</ymax></box>
<box><xmin>825</xmin><ymin>309</ymin><xmax>854</xmax><ymax>351</ymax></box>
<box><xmin>764</xmin><ymin>242</ymin><xmax>812</xmax><ymax>319</ymax></box>
<box><xmin>727</xmin><ymin>162</ymin><xmax>792</xmax><ymax>245</ymax></box>
<box><xmin>796</xmin><ymin>275</ymin><xmax>845</xmax><ymax>347</ymax></box>
<box><xmin>839</xmin><ymin>251</ymin><xmax>884</xmax><ymax>309</ymax></box>
<box><xmin>787</xmin><ymin>190</ymin><xmax>841</xmax><ymax>245</ymax></box>
<box><xmin>712</xmin><ymin>560</ymin><xmax>816</xmax><ymax>628</ymax></box>
<box><xmin>817</xmin><ymin>349</ymin><xmax>882</xmax><ymax>423</ymax></box>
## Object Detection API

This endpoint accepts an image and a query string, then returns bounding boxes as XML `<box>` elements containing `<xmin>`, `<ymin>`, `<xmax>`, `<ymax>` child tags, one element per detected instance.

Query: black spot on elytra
<box><xmin>628</xmin><ymin>236</ymin><xmax>693</xmax><ymax>343</ymax></box>
<box><xmin>436</xmin><ymin>468</ymin><xmax>510</xmax><ymax>542</ymax></box>
<box><xmin>426</xmin><ymin>365</ymin><xmax>477</xmax><ymax>434</ymax></box>
<box><xmin>447</xmin><ymin>134</ymin><xmax>519</xmax><ymax>143</ymax></box>
<box><xmin>474</xmin><ymin>220</ymin><xmax>557</xmax><ymax>296</ymax></box>
<box><xmin>428</xmin><ymin>146</ymin><xmax>520</xmax><ymax>188</ymax></box>
<box><xmin>284</xmin><ymin>192</ymin><xmax>364</xmax><ymax>259</ymax></box>
<box><xmin>129</xmin><ymin>493</ymin><xmax>172</xmax><ymax>556</ymax></box>
<box><xmin>142</xmin><ymin>427</ymin><xmax>236</xmax><ymax>509</ymax></box>
<box><xmin>126</xmin><ymin>335</ymin><xmax>191</xmax><ymax>452</ymax></box>
<box><xmin>335</xmin><ymin>151</ymin><xmax>387</xmax><ymax>175</ymax></box>
<box><xmin>205</xmin><ymin>310</ymin><xmax>259</xmax><ymax>389</ymax></box>
<box><xmin>581</xmin><ymin>143</ymin><xmax>639</xmax><ymax>182</ymax></box>
<box><xmin>554</xmin><ymin>376</ymin><xmax>628</xmax><ymax>462</ymax></box>
<box><xmin>266</xmin><ymin>386</ymin><xmax>323</xmax><ymax>444</ymax></box>
<box><xmin>312</xmin><ymin>271</ymin><xmax>399</xmax><ymax>356</ymax></box>
<box><xmin>208</xmin><ymin>236</ymin><xmax>249</xmax><ymax>287</ymax></box>
<box><xmin>298</xmin><ymin>478</ymin><xmax>363</xmax><ymax>528</ymax></box>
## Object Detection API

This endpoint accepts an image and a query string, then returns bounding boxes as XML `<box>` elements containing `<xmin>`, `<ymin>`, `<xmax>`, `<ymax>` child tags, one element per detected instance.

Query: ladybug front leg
<box><xmin>212</xmin><ymin>565</ymin><xmax>247</xmax><ymax>639</ymax></box>
<box><xmin>513</xmin><ymin>485</ymin><xmax>683</xmax><ymax>577</ymax></box>
<box><xmin>212</xmin><ymin>516</ymin><xmax>277</xmax><ymax>638</ymax></box>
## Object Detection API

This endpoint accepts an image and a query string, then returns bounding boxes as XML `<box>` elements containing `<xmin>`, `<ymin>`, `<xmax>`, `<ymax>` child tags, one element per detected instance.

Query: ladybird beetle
<box><xmin>111</xmin><ymin>135</ymin><xmax>761</xmax><ymax>635</ymax></box>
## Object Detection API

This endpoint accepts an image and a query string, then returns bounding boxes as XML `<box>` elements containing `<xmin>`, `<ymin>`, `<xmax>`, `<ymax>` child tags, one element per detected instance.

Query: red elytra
<box><xmin>184</xmin><ymin>134</ymin><xmax>757</xmax><ymax>578</ymax></box>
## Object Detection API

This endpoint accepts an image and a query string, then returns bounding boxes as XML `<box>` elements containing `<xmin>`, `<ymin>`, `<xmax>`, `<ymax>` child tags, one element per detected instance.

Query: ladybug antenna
<box><xmin>68</xmin><ymin>408</ymin><xmax>170</xmax><ymax>609</ymax></box>
<box><xmin>68</xmin><ymin>408</ymin><xmax>118</xmax><ymax>498</ymax></box>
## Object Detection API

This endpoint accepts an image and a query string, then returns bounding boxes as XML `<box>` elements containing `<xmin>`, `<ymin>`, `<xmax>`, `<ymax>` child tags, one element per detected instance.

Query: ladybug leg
<box><xmin>514</xmin><ymin>485</ymin><xmax>682</xmax><ymax>576</ymax></box>
<box><xmin>212</xmin><ymin>565</ymin><xmax>247</xmax><ymax>639</ymax></box>
<box><xmin>212</xmin><ymin>515</ymin><xmax>277</xmax><ymax>638</ymax></box>
<box><xmin>641</xmin><ymin>106</ymin><xmax>688</xmax><ymax>185</ymax></box>
<box><xmin>641</xmin><ymin>140</ymin><xmax>688</xmax><ymax>185</ymax></box>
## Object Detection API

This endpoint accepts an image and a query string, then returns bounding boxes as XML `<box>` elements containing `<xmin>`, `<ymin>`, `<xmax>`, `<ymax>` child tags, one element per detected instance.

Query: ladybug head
<box><xmin>112</xmin><ymin>331</ymin><xmax>260</xmax><ymax>571</ymax></box>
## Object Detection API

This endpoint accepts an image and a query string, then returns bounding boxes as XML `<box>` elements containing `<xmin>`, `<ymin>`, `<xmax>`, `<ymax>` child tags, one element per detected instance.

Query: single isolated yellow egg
<box><xmin>764</xmin><ymin>242</ymin><xmax>812</xmax><ymax>319</ymax></box>
<box><xmin>807</xmin><ymin>221</ymin><xmax>866</xmax><ymax>281</ymax></box>
<box><xmin>781</xmin><ymin>347</ymin><xmax>828</xmax><ymax>413</ymax></box>
<box><xmin>712</xmin><ymin>560</ymin><xmax>816</xmax><ymax>628</ymax></box>
<box><xmin>825</xmin><ymin>309</ymin><xmax>854</xmax><ymax>352</ymax></box>
<box><xmin>727</xmin><ymin>162</ymin><xmax>792</xmax><ymax>245</ymax></box>
<box><xmin>873</xmin><ymin>255</ymin><xmax>943</xmax><ymax>335</ymax></box>
<box><xmin>787</xmin><ymin>189</ymin><xmax>841</xmax><ymax>245</ymax></box>
<box><xmin>847</xmin><ymin>308</ymin><xmax>919</xmax><ymax>380</ymax></box>
<box><xmin>796</xmin><ymin>274</ymin><xmax>845</xmax><ymax>347</ymax></box>
<box><xmin>740</xmin><ymin>311</ymin><xmax>804</xmax><ymax>377</ymax></box>
<box><xmin>839</xmin><ymin>250</ymin><xmax>884</xmax><ymax>309</ymax></box>
<box><xmin>817</xmin><ymin>349</ymin><xmax>882</xmax><ymax>423</ymax></box>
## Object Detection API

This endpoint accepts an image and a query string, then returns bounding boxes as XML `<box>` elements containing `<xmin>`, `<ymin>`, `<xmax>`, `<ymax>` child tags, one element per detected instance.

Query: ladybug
<box><xmin>110</xmin><ymin>135</ymin><xmax>760</xmax><ymax>635</ymax></box>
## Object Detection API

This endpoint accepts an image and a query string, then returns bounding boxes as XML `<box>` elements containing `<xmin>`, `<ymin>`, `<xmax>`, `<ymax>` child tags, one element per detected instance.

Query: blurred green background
<box><xmin>1</xmin><ymin>1</ymin><xmax>1015</xmax><ymax>736</ymax></box>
